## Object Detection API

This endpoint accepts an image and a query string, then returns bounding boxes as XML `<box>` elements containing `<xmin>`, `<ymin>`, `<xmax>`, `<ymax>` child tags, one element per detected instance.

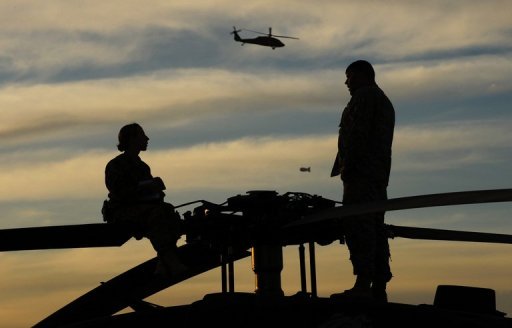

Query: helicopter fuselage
<box><xmin>233</xmin><ymin>31</ymin><xmax>285</xmax><ymax>49</ymax></box>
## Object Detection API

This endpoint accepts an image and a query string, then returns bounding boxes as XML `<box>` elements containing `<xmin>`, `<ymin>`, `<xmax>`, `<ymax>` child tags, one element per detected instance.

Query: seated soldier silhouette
<box><xmin>102</xmin><ymin>123</ymin><xmax>187</xmax><ymax>278</ymax></box>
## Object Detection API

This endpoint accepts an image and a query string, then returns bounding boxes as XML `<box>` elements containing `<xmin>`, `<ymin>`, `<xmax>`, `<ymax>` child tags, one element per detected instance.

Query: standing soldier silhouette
<box><xmin>331</xmin><ymin>60</ymin><xmax>395</xmax><ymax>302</ymax></box>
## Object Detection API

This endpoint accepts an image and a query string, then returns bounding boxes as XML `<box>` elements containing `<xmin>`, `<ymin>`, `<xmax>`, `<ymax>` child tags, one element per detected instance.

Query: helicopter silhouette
<box><xmin>1</xmin><ymin>188</ymin><xmax>512</xmax><ymax>327</ymax></box>
<box><xmin>231</xmin><ymin>26</ymin><xmax>299</xmax><ymax>49</ymax></box>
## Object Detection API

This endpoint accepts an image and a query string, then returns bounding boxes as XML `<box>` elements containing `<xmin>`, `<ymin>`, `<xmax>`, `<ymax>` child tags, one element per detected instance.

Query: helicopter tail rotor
<box><xmin>231</xmin><ymin>26</ymin><xmax>243</xmax><ymax>43</ymax></box>
<box><xmin>230</xmin><ymin>26</ymin><xmax>242</xmax><ymax>34</ymax></box>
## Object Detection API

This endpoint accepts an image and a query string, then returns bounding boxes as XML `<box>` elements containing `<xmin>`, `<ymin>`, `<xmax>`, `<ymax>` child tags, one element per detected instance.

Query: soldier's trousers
<box><xmin>109</xmin><ymin>202</ymin><xmax>182</xmax><ymax>254</ymax></box>
<box><xmin>342</xmin><ymin>181</ymin><xmax>392</xmax><ymax>283</ymax></box>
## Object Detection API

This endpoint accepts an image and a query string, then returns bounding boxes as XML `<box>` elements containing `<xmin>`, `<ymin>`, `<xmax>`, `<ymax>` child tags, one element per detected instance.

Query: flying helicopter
<box><xmin>1</xmin><ymin>188</ymin><xmax>512</xmax><ymax>327</ymax></box>
<box><xmin>231</xmin><ymin>26</ymin><xmax>299</xmax><ymax>49</ymax></box>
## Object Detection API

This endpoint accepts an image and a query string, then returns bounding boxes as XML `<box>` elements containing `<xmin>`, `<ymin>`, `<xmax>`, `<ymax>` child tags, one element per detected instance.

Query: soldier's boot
<box><xmin>353</xmin><ymin>274</ymin><xmax>372</xmax><ymax>290</ymax></box>
<box><xmin>155</xmin><ymin>248</ymin><xmax>189</xmax><ymax>279</ymax></box>
<box><xmin>331</xmin><ymin>275</ymin><xmax>373</xmax><ymax>300</ymax></box>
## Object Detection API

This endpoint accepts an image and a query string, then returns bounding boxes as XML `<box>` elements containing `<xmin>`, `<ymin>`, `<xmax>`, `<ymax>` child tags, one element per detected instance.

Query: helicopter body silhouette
<box><xmin>2</xmin><ymin>189</ymin><xmax>512</xmax><ymax>327</ymax></box>
<box><xmin>231</xmin><ymin>27</ymin><xmax>298</xmax><ymax>49</ymax></box>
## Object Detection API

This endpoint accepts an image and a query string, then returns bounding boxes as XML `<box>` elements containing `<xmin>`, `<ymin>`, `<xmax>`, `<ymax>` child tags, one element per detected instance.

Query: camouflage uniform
<box><xmin>104</xmin><ymin>153</ymin><xmax>181</xmax><ymax>254</ymax></box>
<box><xmin>331</xmin><ymin>85</ymin><xmax>395</xmax><ymax>283</ymax></box>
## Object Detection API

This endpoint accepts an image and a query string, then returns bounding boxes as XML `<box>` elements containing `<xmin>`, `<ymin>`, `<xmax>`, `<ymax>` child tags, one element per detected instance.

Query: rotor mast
<box><xmin>252</xmin><ymin>243</ymin><xmax>284</xmax><ymax>296</ymax></box>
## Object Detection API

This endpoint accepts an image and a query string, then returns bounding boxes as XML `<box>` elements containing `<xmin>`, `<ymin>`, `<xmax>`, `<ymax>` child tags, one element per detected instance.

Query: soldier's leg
<box><xmin>374</xmin><ymin>213</ymin><xmax>391</xmax><ymax>281</ymax></box>
<box><xmin>371</xmin><ymin>185</ymin><xmax>392</xmax><ymax>302</ymax></box>
<box><xmin>372</xmin><ymin>212</ymin><xmax>392</xmax><ymax>302</ymax></box>
<box><xmin>344</xmin><ymin>215</ymin><xmax>376</xmax><ymax>280</ymax></box>
<box><xmin>144</xmin><ymin>203</ymin><xmax>181</xmax><ymax>250</ymax></box>
<box><xmin>144</xmin><ymin>203</ymin><xmax>188</xmax><ymax>277</ymax></box>
<box><xmin>342</xmin><ymin>181</ymin><xmax>377</xmax><ymax>293</ymax></box>
<box><xmin>110</xmin><ymin>203</ymin><xmax>187</xmax><ymax>278</ymax></box>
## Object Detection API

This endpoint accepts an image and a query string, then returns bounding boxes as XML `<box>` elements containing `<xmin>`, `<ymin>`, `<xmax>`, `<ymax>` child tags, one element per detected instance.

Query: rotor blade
<box><xmin>387</xmin><ymin>224</ymin><xmax>512</xmax><ymax>244</ymax></box>
<box><xmin>0</xmin><ymin>223</ymin><xmax>133</xmax><ymax>251</ymax></box>
<box><xmin>34</xmin><ymin>242</ymin><xmax>251</xmax><ymax>328</ymax></box>
<box><xmin>286</xmin><ymin>188</ymin><xmax>512</xmax><ymax>228</ymax></box>
<box><xmin>243</xmin><ymin>28</ymin><xmax>299</xmax><ymax>39</ymax></box>
<box><xmin>272</xmin><ymin>35</ymin><xmax>299</xmax><ymax>40</ymax></box>
<box><xmin>243</xmin><ymin>28</ymin><xmax>268</xmax><ymax>35</ymax></box>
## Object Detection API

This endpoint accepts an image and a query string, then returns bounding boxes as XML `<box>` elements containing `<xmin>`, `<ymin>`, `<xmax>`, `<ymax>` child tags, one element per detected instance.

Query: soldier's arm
<box><xmin>105</xmin><ymin>163</ymin><xmax>139</xmax><ymax>202</ymax></box>
<box><xmin>343</xmin><ymin>94</ymin><xmax>375</xmax><ymax>177</ymax></box>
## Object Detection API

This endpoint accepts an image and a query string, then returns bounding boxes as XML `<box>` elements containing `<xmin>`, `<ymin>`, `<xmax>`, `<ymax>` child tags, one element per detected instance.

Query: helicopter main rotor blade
<box><xmin>0</xmin><ymin>223</ymin><xmax>133</xmax><ymax>252</ymax></box>
<box><xmin>34</xmin><ymin>242</ymin><xmax>251</xmax><ymax>328</ymax></box>
<box><xmin>242</xmin><ymin>28</ymin><xmax>269</xmax><ymax>35</ymax></box>
<box><xmin>242</xmin><ymin>28</ymin><xmax>299</xmax><ymax>39</ymax></box>
<box><xmin>286</xmin><ymin>188</ymin><xmax>512</xmax><ymax>228</ymax></box>
<box><xmin>272</xmin><ymin>35</ymin><xmax>299</xmax><ymax>39</ymax></box>
<box><xmin>387</xmin><ymin>224</ymin><xmax>512</xmax><ymax>244</ymax></box>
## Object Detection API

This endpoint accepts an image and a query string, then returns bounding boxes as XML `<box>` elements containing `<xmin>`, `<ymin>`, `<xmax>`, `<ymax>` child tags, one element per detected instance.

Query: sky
<box><xmin>1</xmin><ymin>0</ymin><xmax>512</xmax><ymax>326</ymax></box>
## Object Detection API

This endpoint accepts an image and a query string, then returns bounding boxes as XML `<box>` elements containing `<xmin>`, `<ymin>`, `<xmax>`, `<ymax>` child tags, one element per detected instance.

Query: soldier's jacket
<box><xmin>105</xmin><ymin>153</ymin><xmax>165</xmax><ymax>206</ymax></box>
<box><xmin>331</xmin><ymin>85</ymin><xmax>395</xmax><ymax>185</ymax></box>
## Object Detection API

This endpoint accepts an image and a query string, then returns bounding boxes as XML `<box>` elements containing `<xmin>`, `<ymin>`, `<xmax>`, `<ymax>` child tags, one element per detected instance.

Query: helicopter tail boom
<box><xmin>231</xmin><ymin>26</ymin><xmax>242</xmax><ymax>42</ymax></box>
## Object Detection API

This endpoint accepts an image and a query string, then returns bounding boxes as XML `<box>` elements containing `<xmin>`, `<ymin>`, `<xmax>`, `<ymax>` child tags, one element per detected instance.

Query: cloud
<box><xmin>394</xmin><ymin>120</ymin><xmax>512</xmax><ymax>172</ymax></box>
<box><xmin>0</xmin><ymin>136</ymin><xmax>335</xmax><ymax>202</ymax></box>
<box><xmin>0</xmin><ymin>68</ymin><xmax>342</xmax><ymax>150</ymax></box>
<box><xmin>2</xmin><ymin>54</ymin><xmax>511</xmax><ymax>152</ymax></box>
<box><xmin>380</xmin><ymin>56</ymin><xmax>512</xmax><ymax>104</ymax></box>
<box><xmin>0</xmin><ymin>1</ymin><xmax>511</xmax><ymax>85</ymax></box>
<box><xmin>284</xmin><ymin>1</ymin><xmax>512</xmax><ymax>60</ymax></box>
<box><xmin>1</xmin><ymin>2</ymin><xmax>511</xmax><ymax>327</ymax></box>
<box><xmin>395</xmin><ymin>120</ymin><xmax>512</xmax><ymax>153</ymax></box>
<box><xmin>1</xmin><ymin>116</ymin><xmax>510</xmax><ymax>203</ymax></box>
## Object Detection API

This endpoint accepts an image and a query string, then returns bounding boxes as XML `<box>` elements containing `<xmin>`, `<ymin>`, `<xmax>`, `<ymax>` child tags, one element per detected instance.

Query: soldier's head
<box><xmin>345</xmin><ymin>60</ymin><xmax>376</xmax><ymax>95</ymax></box>
<box><xmin>117</xmin><ymin>123</ymin><xmax>149</xmax><ymax>153</ymax></box>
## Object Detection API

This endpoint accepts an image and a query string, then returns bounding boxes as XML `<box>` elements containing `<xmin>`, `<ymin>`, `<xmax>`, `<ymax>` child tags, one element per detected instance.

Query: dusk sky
<box><xmin>1</xmin><ymin>1</ymin><xmax>512</xmax><ymax>327</ymax></box>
